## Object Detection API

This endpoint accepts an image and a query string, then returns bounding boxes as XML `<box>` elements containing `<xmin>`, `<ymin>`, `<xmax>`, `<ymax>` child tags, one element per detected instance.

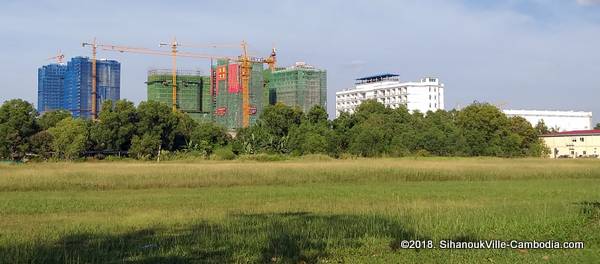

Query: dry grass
<box><xmin>1</xmin><ymin>157</ymin><xmax>599</xmax><ymax>191</ymax></box>
<box><xmin>0</xmin><ymin>158</ymin><xmax>599</xmax><ymax>263</ymax></box>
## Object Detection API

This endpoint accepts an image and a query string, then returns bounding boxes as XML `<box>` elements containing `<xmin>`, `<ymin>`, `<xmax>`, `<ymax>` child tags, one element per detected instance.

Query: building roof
<box><xmin>541</xmin><ymin>129</ymin><xmax>600</xmax><ymax>137</ymax></box>
<box><xmin>356</xmin><ymin>73</ymin><xmax>399</xmax><ymax>81</ymax></box>
<box><xmin>503</xmin><ymin>109</ymin><xmax>592</xmax><ymax>117</ymax></box>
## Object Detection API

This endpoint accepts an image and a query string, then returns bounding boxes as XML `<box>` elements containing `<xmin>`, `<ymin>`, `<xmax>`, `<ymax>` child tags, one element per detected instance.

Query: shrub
<box><xmin>129</xmin><ymin>133</ymin><xmax>161</xmax><ymax>160</ymax></box>
<box><xmin>211</xmin><ymin>147</ymin><xmax>236</xmax><ymax>161</ymax></box>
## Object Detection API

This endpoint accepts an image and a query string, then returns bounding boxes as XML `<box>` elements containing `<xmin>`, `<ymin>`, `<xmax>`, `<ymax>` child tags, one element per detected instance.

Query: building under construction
<box><xmin>63</xmin><ymin>57</ymin><xmax>121</xmax><ymax>118</ymax></box>
<box><xmin>146</xmin><ymin>69</ymin><xmax>212</xmax><ymax>122</ymax></box>
<box><xmin>38</xmin><ymin>63</ymin><xmax>67</xmax><ymax>113</ymax></box>
<box><xmin>212</xmin><ymin>59</ymin><xmax>265</xmax><ymax>130</ymax></box>
<box><xmin>266</xmin><ymin>62</ymin><xmax>327</xmax><ymax>113</ymax></box>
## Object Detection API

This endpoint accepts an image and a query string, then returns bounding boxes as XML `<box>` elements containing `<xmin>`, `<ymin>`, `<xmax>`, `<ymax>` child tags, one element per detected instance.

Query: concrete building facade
<box><xmin>541</xmin><ymin>130</ymin><xmax>600</xmax><ymax>158</ymax></box>
<box><xmin>503</xmin><ymin>110</ymin><xmax>593</xmax><ymax>132</ymax></box>
<box><xmin>335</xmin><ymin>74</ymin><xmax>444</xmax><ymax>117</ymax></box>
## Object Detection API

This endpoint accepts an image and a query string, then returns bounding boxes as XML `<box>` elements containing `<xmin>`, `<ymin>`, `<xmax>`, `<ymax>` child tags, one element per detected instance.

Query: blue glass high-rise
<box><xmin>37</xmin><ymin>64</ymin><xmax>67</xmax><ymax>113</ymax></box>
<box><xmin>63</xmin><ymin>57</ymin><xmax>120</xmax><ymax>118</ymax></box>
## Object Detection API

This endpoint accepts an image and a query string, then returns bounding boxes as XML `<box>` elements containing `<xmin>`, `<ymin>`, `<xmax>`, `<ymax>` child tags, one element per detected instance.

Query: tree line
<box><xmin>1</xmin><ymin>98</ymin><xmax>553</xmax><ymax>161</ymax></box>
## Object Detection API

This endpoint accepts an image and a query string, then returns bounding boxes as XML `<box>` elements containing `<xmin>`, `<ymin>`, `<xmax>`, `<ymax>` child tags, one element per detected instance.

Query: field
<box><xmin>0</xmin><ymin>157</ymin><xmax>599</xmax><ymax>263</ymax></box>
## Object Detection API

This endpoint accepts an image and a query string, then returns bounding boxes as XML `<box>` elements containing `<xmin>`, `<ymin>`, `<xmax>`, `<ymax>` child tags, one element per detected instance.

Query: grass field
<box><xmin>0</xmin><ymin>157</ymin><xmax>599</xmax><ymax>263</ymax></box>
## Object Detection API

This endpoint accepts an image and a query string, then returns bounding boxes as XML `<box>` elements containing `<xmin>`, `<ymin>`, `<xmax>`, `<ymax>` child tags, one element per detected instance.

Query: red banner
<box><xmin>215</xmin><ymin>107</ymin><xmax>227</xmax><ymax>116</ymax></box>
<box><xmin>228</xmin><ymin>64</ymin><xmax>240</xmax><ymax>94</ymax></box>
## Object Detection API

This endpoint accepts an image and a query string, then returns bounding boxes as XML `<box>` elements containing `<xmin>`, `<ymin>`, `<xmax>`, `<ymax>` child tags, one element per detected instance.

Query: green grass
<box><xmin>0</xmin><ymin>158</ymin><xmax>599</xmax><ymax>263</ymax></box>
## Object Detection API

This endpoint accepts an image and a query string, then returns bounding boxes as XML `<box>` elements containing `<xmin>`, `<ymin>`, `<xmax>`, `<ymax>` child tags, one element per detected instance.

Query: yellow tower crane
<box><xmin>99</xmin><ymin>41</ymin><xmax>233</xmax><ymax>112</ymax></box>
<box><xmin>46</xmin><ymin>50</ymin><xmax>65</xmax><ymax>64</ymax></box>
<box><xmin>93</xmin><ymin>39</ymin><xmax>277</xmax><ymax>128</ymax></box>
<box><xmin>181</xmin><ymin>41</ymin><xmax>276</xmax><ymax>127</ymax></box>
<box><xmin>159</xmin><ymin>38</ymin><xmax>179</xmax><ymax>112</ymax></box>
<box><xmin>82</xmin><ymin>38</ymin><xmax>98</xmax><ymax>120</ymax></box>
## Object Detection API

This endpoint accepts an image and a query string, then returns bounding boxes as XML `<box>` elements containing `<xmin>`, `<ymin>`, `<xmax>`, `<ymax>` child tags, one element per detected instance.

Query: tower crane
<box><xmin>82</xmin><ymin>39</ymin><xmax>98</xmax><ymax>120</ymax></box>
<box><xmin>100</xmin><ymin>41</ymin><xmax>234</xmax><ymax>112</ymax></box>
<box><xmin>46</xmin><ymin>50</ymin><xmax>65</xmax><ymax>64</ymax></box>
<box><xmin>92</xmin><ymin>39</ymin><xmax>277</xmax><ymax>128</ymax></box>
<box><xmin>176</xmin><ymin>41</ymin><xmax>276</xmax><ymax>127</ymax></box>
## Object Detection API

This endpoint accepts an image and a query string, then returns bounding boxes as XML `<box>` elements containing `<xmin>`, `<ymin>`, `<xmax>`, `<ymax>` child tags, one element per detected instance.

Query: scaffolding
<box><xmin>147</xmin><ymin>69</ymin><xmax>212</xmax><ymax>123</ymax></box>
<box><xmin>212</xmin><ymin>59</ymin><xmax>265</xmax><ymax>130</ymax></box>
<box><xmin>267</xmin><ymin>63</ymin><xmax>327</xmax><ymax>113</ymax></box>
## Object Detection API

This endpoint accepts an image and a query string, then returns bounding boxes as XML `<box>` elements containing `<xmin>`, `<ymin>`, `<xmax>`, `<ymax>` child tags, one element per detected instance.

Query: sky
<box><xmin>1</xmin><ymin>0</ymin><xmax>599</xmax><ymax>122</ymax></box>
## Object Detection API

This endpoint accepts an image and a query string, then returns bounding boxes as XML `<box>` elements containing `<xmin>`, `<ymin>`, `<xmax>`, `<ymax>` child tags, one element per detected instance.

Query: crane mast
<box><xmin>88</xmin><ymin>39</ymin><xmax>276</xmax><ymax>128</ymax></box>
<box><xmin>159</xmin><ymin>38</ymin><xmax>179</xmax><ymax>111</ymax></box>
<box><xmin>82</xmin><ymin>38</ymin><xmax>98</xmax><ymax>120</ymax></box>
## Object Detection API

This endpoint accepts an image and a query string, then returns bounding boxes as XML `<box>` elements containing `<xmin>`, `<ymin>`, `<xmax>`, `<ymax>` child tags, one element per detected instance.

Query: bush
<box><xmin>211</xmin><ymin>147</ymin><xmax>236</xmax><ymax>161</ymax></box>
<box><xmin>296</xmin><ymin>154</ymin><xmax>333</xmax><ymax>161</ymax></box>
<box><xmin>238</xmin><ymin>153</ymin><xmax>289</xmax><ymax>162</ymax></box>
<box><xmin>414</xmin><ymin>149</ymin><xmax>432</xmax><ymax>157</ymax></box>
<box><xmin>129</xmin><ymin>133</ymin><xmax>161</xmax><ymax>160</ymax></box>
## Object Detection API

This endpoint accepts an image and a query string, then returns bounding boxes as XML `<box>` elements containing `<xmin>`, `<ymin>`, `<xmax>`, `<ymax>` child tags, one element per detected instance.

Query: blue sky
<box><xmin>1</xmin><ymin>0</ymin><xmax>599</xmax><ymax>122</ymax></box>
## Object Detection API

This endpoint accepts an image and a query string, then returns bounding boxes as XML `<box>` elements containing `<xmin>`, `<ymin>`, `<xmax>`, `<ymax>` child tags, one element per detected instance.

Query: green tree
<box><xmin>234</xmin><ymin>103</ymin><xmax>303</xmax><ymax>154</ymax></box>
<box><xmin>37</xmin><ymin>110</ymin><xmax>71</xmax><ymax>130</ymax></box>
<box><xmin>595</xmin><ymin>123</ymin><xmax>600</xmax><ymax>130</ymax></box>
<box><xmin>173</xmin><ymin>111</ymin><xmax>198</xmax><ymax>150</ymax></box>
<box><xmin>330</xmin><ymin>111</ymin><xmax>356</xmax><ymax>155</ymax></box>
<box><xmin>456</xmin><ymin>103</ymin><xmax>513</xmax><ymax>156</ymax></box>
<box><xmin>349</xmin><ymin>115</ymin><xmax>391</xmax><ymax>157</ymax></box>
<box><xmin>189</xmin><ymin>122</ymin><xmax>230</xmax><ymax>156</ymax></box>
<box><xmin>288</xmin><ymin>122</ymin><xmax>333</xmax><ymax>155</ymax></box>
<box><xmin>353</xmin><ymin>99</ymin><xmax>392</xmax><ymax>123</ymax></box>
<box><xmin>90</xmin><ymin>100</ymin><xmax>138</xmax><ymax>152</ymax></box>
<box><xmin>48</xmin><ymin>118</ymin><xmax>88</xmax><ymax>160</ymax></box>
<box><xmin>507</xmin><ymin>116</ymin><xmax>538</xmax><ymax>156</ymax></box>
<box><xmin>136</xmin><ymin>101</ymin><xmax>179</xmax><ymax>150</ymax></box>
<box><xmin>418</xmin><ymin>110</ymin><xmax>465</xmax><ymax>156</ymax></box>
<box><xmin>129</xmin><ymin>133</ymin><xmax>161</xmax><ymax>160</ymax></box>
<box><xmin>288</xmin><ymin>105</ymin><xmax>335</xmax><ymax>155</ymax></box>
<box><xmin>260</xmin><ymin>103</ymin><xmax>304</xmax><ymax>138</ymax></box>
<box><xmin>0</xmin><ymin>99</ymin><xmax>38</xmax><ymax>160</ymax></box>
<box><xmin>29</xmin><ymin>130</ymin><xmax>54</xmax><ymax>159</ymax></box>
<box><xmin>305</xmin><ymin>105</ymin><xmax>328</xmax><ymax>125</ymax></box>
<box><xmin>534</xmin><ymin>120</ymin><xmax>549</xmax><ymax>135</ymax></box>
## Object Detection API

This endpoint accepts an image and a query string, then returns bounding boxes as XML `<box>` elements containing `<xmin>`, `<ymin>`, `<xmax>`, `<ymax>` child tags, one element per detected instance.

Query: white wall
<box><xmin>503</xmin><ymin>110</ymin><xmax>593</xmax><ymax>132</ymax></box>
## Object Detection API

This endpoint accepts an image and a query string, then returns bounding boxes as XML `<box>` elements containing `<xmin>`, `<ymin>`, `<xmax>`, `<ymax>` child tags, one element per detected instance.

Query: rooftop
<box><xmin>503</xmin><ymin>109</ymin><xmax>592</xmax><ymax>117</ymax></box>
<box><xmin>355</xmin><ymin>73</ymin><xmax>399</xmax><ymax>84</ymax></box>
<box><xmin>541</xmin><ymin>129</ymin><xmax>600</xmax><ymax>137</ymax></box>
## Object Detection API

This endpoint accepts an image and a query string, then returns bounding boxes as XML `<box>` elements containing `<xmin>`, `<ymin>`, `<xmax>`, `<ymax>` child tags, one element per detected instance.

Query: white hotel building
<box><xmin>335</xmin><ymin>74</ymin><xmax>444</xmax><ymax>117</ymax></box>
